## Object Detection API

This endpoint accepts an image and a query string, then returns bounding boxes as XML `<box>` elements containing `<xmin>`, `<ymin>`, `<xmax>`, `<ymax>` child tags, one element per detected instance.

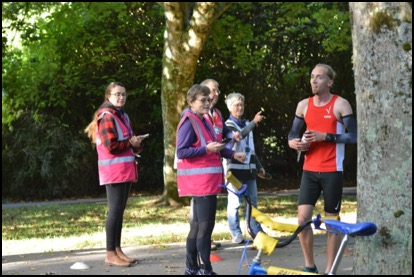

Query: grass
<box><xmin>2</xmin><ymin>193</ymin><xmax>357</xmax><ymax>255</ymax></box>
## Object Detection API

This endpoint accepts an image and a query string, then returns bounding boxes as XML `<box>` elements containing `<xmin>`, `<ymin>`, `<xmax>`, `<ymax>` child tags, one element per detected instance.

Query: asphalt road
<box><xmin>2</xmin><ymin>188</ymin><xmax>357</xmax><ymax>275</ymax></box>
<box><xmin>2</xmin><ymin>235</ymin><xmax>356</xmax><ymax>275</ymax></box>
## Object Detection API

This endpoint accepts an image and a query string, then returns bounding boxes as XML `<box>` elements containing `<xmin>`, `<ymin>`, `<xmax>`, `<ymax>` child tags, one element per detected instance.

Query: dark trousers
<box><xmin>186</xmin><ymin>195</ymin><xmax>217</xmax><ymax>270</ymax></box>
<box><xmin>105</xmin><ymin>182</ymin><xmax>132</xmax><ymax>251</ymax></box>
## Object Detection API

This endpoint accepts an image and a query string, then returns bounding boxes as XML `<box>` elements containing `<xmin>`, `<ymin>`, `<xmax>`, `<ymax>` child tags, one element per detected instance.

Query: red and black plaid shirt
<box><xmin>97</xmin><ymin>103</ymin><xmax>141</xmax><ymax>154</ymax></box>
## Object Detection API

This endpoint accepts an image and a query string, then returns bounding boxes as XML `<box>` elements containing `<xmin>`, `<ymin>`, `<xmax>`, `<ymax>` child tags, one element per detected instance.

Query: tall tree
<box><xmin>2</xmin><ymin>2</ymin><xmax>354</xmax><ymax>201</ymax></box>
<box><xmin>159</xmin><ymin>2</ymin><xmax>231</xmax><ymax>205</ymax></box>
<box><xmin>349</xmin><ymin>2</ymin><xmax>412</xmax><ymax>274</ymax></box>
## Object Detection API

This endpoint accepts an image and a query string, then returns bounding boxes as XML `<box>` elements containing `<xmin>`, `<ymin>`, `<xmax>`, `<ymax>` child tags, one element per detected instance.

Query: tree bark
<box><xmin>159</xmin><ymin>2</ymin><xmax>231</xmax><ymax>206</ymax></box>
<box><xmin>349</xmin><ymin>2</ymin><xmax>412</xmax><ymax>274</ymax></box>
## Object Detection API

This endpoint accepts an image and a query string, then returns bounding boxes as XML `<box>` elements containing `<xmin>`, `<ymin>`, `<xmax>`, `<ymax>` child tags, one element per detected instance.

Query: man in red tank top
<box><xmin>288</xmin><ymin>64</ymin><xmax>357</xmax><ymax>274</ymax></box>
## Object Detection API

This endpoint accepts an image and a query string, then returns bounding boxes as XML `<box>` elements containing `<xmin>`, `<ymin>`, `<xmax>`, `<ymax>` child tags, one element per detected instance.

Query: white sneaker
<box><xmin>232</xmin><ymin>233</ymin><xmax>244</xmax><ymax>244</ymax></box>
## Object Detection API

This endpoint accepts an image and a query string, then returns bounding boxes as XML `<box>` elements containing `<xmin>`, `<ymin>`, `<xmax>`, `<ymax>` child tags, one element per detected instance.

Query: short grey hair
<box><xmin>200</xmin><ymin>79</ymin><xmax>219</xmax><ymax>87</ymax></box>
<box><xmin>225</xmin><ymin>92</ymin><xmax>245</xmax><ymax>111</ymax></box>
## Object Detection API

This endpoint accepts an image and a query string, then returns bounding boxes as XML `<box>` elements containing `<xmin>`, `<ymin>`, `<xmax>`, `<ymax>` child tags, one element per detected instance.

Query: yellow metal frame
<box><xmin>267</xmin><ymin>266</ymin><xmax>319</xmax><ymax>275</ymax></box>
<box><xmin>225</xmin><ymin>171</ymin><xmax>339</xmax><ymax>275</ymax></box>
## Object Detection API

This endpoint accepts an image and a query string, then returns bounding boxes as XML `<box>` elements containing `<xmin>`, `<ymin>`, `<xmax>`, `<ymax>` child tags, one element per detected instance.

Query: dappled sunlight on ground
<box><xmin>2</xmin><ymin>212</ymin><xmax>356</xmax><ymax>256</ymax></box>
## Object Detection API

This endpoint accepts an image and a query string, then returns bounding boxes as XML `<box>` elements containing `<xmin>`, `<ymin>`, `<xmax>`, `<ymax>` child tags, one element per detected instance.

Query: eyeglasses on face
<box><xmin>196</xmin><ymin>98</ymin><xmax>211</xmax><ymax>104</ymax></box>
<box><xmin>110</xmin><ymin>92</ymin><xmax>127</xmax><ymax>98</ymax></box>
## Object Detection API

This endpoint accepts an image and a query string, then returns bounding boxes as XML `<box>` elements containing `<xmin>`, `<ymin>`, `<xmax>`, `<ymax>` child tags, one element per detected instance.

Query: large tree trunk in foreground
<box><xmin>350</xmin><ymin>2</ymin><xmax>412</xmax><ymax>275</ymax></box>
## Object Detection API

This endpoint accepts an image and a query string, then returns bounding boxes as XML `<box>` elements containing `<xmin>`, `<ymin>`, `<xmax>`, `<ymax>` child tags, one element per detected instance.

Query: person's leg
<box><xmin>115</xmin><ymin>182</ymin><xmax>131</xmax><ymax>247</ymax></box>
<box><xmin>298</xmin><ymin>204</ymin><xmax>316</xmax><ymax>270</ymax></box>
<box><xmin>115</xmin><ymin>183</ymin><xmax>137</xmax><ymax>263</ymax></box>
<box><xmin>244</xmin><ymin>179</ymin><xmax>263</xmax><ymax>236</ymax></box>
<box><xmin>185</xmin><ymin>197</ymin><xmax>200</xmax><ymax>273</ymax></box>
<box><xmin>325</xmin><ymin>212</ymin><xmax>341</xmax><ymax>273</ymax></box>
<box><xmin>322</xmin><ymin>172</ymin><xmax>343</xmax><ymax>274</ymax></box>
<box><xmin>297</xmin><ymin>171</ymin><xmax>321</xmax><ymax>272</ymax></box>
<box><xmin>194</xmin><ymin>195</ymin><xmax>217</xmax><ymax>274</ymax></box>
<box><xmin>105</xmin><ymin>183</ymin><xmax>130</xmax><ymax>267</ymax></box>
<box><xmin>227</xmin><ymin>182</ymin><xmax>243</xmax><ymax>239</ymax></box>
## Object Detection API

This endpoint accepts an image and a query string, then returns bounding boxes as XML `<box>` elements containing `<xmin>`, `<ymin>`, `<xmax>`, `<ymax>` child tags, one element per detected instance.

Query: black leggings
<box><xmin>105</xmin><ymin>182</ymin><xmax>132</xmax><ymax>251</ymax></box>
<box><xmin>186</xmin><ymin>195</ymin><xmax>217</xmax><ymax>271</ymax></box>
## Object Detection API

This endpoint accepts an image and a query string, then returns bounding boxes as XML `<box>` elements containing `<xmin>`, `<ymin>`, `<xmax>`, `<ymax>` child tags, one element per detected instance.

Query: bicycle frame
<box><xmin>224</xmin><ymin>171</ymin><xmax>377</xmax><ymax>275</ymax></box>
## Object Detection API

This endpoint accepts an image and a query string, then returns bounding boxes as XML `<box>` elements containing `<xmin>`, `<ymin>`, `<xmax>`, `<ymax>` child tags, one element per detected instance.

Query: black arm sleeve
<box><xmin>332</xmin><ymin>114</ymin><xmax>357</xmax><ymax>143</ymax></box>
<box><xmin>288</xmin><ymin>116</ymin><xmax>305</xmax><ymax>140</ymax></box>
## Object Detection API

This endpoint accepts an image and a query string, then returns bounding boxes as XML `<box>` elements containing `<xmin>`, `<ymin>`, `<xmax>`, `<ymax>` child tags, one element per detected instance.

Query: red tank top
<box><xmin>303</xmin><ymin>95</ymin><xmax>345</xmax><ymax>172</ymax></box>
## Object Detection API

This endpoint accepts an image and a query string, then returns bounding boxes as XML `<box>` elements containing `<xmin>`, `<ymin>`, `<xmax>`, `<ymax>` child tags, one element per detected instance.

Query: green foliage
<box><xmin>2</xmin><ymin>111</ymin><xmax>100</xmax><ymax>200</ymax></box>
<box><xmin>2</xmin><ymin>2</ymin><xmax>165</xmax><ymax>200</ymax></box>
<box><xmin>2</xmin><ymin>2</ymin><xmax>355</xmax><ymax>201</ymax></box>
<box><xmin>197</xmin><ymin>2</ymin><xmax>354</xmax><ymax>179</ymax></box>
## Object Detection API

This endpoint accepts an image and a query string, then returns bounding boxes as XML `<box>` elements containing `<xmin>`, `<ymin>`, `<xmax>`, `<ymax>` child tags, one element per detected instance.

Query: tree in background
<box><xmin>2</xmin><ymin>2</ymin><xmax>165</xmax><ymax>199</ymax></box>
<box><xmin>159</xmin><ymin>2</ymin><xmax>353</xmax><ymax>205</ymax></box>
<box><xmin>350</xmin><ymin>2</ymin><xmax>412</xmax><ymax>274</ymax></box>
<box><xmin>2</xmin><ymin>2</ymin><xmax>353</xmax><ymax>202</ymax></box>
<box><xmin>158</xmin><ymin>2</ymin><xmax>231</xmax><ymax>205</ymax></box>
<box><xmin>195</xmin><ymin>2</ymin><xmax>354</xmax><ymax>184</ymax></box>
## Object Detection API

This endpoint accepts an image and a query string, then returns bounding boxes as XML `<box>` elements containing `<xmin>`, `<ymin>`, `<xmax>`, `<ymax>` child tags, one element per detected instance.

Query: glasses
<box><xmin>196</xmin><ymin>98</ymin><xmax>211</xmax><ymax>104</ymax></box>
<box><xmin>110</xmin><ymin>92</ymin><xmax>127</xmax><ymax>98</ymax></box>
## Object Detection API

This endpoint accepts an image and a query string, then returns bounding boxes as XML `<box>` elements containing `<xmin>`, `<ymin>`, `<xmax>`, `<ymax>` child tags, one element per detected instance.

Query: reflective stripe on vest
<box><xmin>98</xmin><ymin>156</ymin><xmax>135</xmax><ymax>166</ymax></box>
<box><xmin>176</xmin><ymin>112</ymin><xmax>223</xmax><ymax>196</ymax></box>
<box><xmin>177</xmin><ymin>166</ymin><xmax>223</xmax><ymax>176</ymax></box>
<box><xmin>204</xmin><ymin>108</ymin><xmax>224</xmax><ymax>142</ymax></box>
<box><xmin>187</xmin><ymin>116</ymin><xmax>207</xmax><ymax>146</ymax></box>
<box><xmin>227</xmin><ymin>163</ymin><xmax>257</xmax><ymax>171</ymax></box>
<box><xmin>225</xmin><ymin>119</ymin><xmax>255</xmax><ymax>165</ymax></box>
<box><xmin>96</xmin><ymin>111</ymin><xmax>137</xmax><ymax>185</ymax></box>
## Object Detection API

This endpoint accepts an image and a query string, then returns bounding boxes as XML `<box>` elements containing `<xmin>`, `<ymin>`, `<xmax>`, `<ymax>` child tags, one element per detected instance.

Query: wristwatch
<box><xmin>325</xmin><ymin>133</ymin><xmax>336</xmax><ymax>142</ymax></box>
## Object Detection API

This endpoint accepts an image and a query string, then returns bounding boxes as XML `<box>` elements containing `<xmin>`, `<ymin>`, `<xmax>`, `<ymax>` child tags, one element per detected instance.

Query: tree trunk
<box><xmin>349</xmin><ymin>2</ymin><xmax>412</xmax><ymax>275</ymax></box>
<box><xmin>159</xmin><ymin>2</ymin><xmax>231</xmax><ymax>206</ymax></box>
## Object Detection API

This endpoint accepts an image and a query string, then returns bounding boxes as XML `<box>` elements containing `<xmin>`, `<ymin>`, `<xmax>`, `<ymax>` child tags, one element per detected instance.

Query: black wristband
<box><xmin>325</xmin><ymin>133</ymin><xmax>336</xmax><ymax>142</ymax></box>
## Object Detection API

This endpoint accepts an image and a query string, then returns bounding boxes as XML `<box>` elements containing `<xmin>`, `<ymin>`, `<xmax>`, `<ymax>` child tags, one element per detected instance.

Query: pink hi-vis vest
<box><xmin>204</xmin><ymin>108</ymin><xmax>224</xmax><ymax>142</ymax></box>
<box><xmin>176</xmin><ymin>112</ymin><xmax>224</xmax><ymax>197</ymax></box>
<box><xmin>96</xmin><ymin>110</ymin><xmax>137</xmax><ymax>185</ymax></box>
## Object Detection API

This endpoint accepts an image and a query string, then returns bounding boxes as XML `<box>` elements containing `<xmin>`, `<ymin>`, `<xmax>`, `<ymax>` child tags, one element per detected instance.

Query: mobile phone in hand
<box><xmin>221</xmin><ymin>137</ymin><xmax>232</xmax><ymax>144</ymax></box>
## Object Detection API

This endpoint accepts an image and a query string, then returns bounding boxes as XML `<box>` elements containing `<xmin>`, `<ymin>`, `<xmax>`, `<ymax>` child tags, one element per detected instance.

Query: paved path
<box><xmin>2</xmin><ymin>188</ymin><xmax>357</xmax><ymax>275</ymax></box>
<box><xmin>2</xmin><ymin>235</ymin><xmax>355</xmax><ymax>275</ymax></box>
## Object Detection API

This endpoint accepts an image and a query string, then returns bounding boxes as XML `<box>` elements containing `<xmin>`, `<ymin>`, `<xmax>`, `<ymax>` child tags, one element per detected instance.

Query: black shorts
<box><xmin>298</xmin><ymin>170</ymin><xmax>344</xmax><ymax>214</ymax></box>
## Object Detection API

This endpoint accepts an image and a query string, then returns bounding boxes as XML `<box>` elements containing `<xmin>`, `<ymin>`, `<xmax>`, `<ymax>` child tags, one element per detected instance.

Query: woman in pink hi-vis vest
<box><xmin>176</xmin><ymin>84</ymin><xmax>245</xmax><ymax>275</ymax></box>
<box><xmin>200</xmin><ymin>79</ymin><xmax>242</xmax><ymax>251</ymax></box>
<box><xmin>85</xmin><ymin>82</ymin><xmax>148</xmax><ymax>267</ymax></box>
